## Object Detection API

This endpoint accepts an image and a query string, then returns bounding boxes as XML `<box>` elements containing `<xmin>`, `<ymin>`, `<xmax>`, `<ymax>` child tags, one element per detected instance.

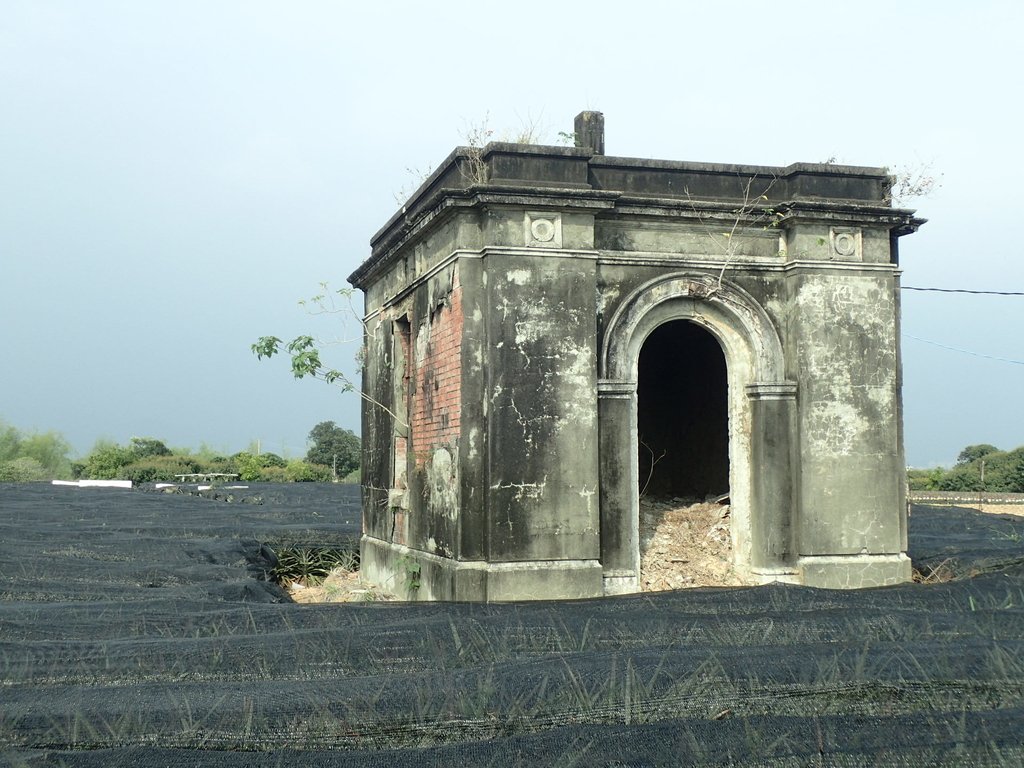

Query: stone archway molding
<box><xmin>601</xmin><ymin>272</ymin><xmax>787</xmax><ymax>386</ymax></box>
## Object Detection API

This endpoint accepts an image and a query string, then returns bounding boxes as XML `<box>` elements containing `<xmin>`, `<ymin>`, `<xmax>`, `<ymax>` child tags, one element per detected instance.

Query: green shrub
<box><xmin>228</xmin><ymin>451</ymin><xmax>296</xmax><ymax>480</ymax></box>
<box><xmin>0</xmin><ymin>419</ymin><xmax>74</xmax><ymax>479</ymax></box>
<box><xmin>907</xmin><ymin>467</ymin><xmax>945</xmax><ymax>491</ymax></box>
<box><xmin>0</xmin><ymin>423</ymin><xmax>21</xmax><ymax>463</ymax></box>
<box><xmin>286</xmin><ymin>460</ymin><xmax>332</xmax><ymax>482</ymax></box>
<box><xmin>202</xmin><ymin>455</ymin><xmax>235</xmax><ymax>474</ymax></box>
<box><xmin>82</xmin><ymin>442</ymin><xmax>136</xmax><ymax>479</ymax></box>
<box><xmin>259</xmin><ymin>452</ymin><xmax>287</xmax><ymax>469</ymax></box>
<box><xmin>226</xmin><ymin>460</ymin><xmax>331</xmax><ymax>483</ymax></box>
<box><xmin>19</xmin><ymin>432</ymin><xmax>73</xmax><ymax>478</ymax></box>
<box><xmin>120</xmin><ymin>455</ymin><xmax>201</xmax><ymax>483</ymax></box>
<box><xmin>938</xmin><ymin>463</ymin><xmax>983</xmax><ymax>492</ymax></box>
<box><xmin>0</xmin><ymin>457</ymin><xmax>48</xmax><ymax>482</ymax></box>
<box><xmin>258</xmin><ymin>465</ymin><xmax>291</xmax><ymax>483</ymax></box>
<box><xmin>230</xmin><ymin>452</ymin><xmax>264</xmax><ymax>482</ymax></box>
<box><xmin>341</xmin><ymin>468</ymin><xmax>360</xmax><ymax>485</ymax></box>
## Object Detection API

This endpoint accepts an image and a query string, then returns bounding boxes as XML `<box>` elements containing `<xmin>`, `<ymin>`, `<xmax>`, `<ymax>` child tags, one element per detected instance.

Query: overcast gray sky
<box><xmin>2</xmin><ymin>0</ymin><xmax>1021</xmax><ymax>467</ymax></box>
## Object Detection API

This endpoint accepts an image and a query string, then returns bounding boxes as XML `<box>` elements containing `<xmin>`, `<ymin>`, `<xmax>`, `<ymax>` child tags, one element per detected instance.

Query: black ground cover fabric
<box><xmin>1</xmin><ymin>483</ymin><xmax>1023</xmax><ymax>766</ymax></box>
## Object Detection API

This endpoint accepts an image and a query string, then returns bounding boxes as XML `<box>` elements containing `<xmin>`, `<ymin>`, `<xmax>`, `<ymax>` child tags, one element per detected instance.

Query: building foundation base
<box><xmin>361</xmin><ymin>536</ymin><xmax>605</xmax><ymax>602</ymax></box>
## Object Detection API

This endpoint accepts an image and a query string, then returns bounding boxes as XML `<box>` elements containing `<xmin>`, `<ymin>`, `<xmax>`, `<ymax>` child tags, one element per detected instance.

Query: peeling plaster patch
<box><xmin>806</xmin><ymin>399</ymin><xmax>865</xmax><ymax>456</ymax></box>
<box><xmin>491</xmin><ymin>478</ymin><xmax>547</xmax><ymax>501</ymax></box>
<box><xmin>506</xmin><ymin>269</ymin><xmax>532</xmax><ymax>285</ymax></box>
<box><xmin>598</xmin><ymin>284</ymin><xmax>620</xmax><ymax>317</ymax></box>
<box><xmin>578</xmin><ymin>485</ymin><xmax>596</xmax><ymax>515</ymax></box>
<box><xmin>427</xmin><ymin>447</ymin><xmax>458</xmax><ymax>520</ymax></box>
<box><xmin>513</xmin><ymin>319</ymin><xmax>546</xmax><ymax>348</ymax></box>
<box><xmin>797</xmin><ymin>280</ymin><xmax>894</xmax><ymax>356</ymax></box>
<box><xmin>513</xmin><ymin>312</ymin><xmax>554</xmax><ymax>346</ymax></box>
<box><xmin>509</xmin><ymin>296</ymin><xmax>584</xmax><ymax>348</ymax></box>
<box><xmin>796</xmin><ymin>277</ymin><xmax>897</xmax><ymax>455</ymax></box>
<box><xmin>865</xmin><ymin>384</ymin><xmax>894</xmax><ymax>416</ymax></box>
<box><xmin>496</xmin><ymin>296</ymin><xmax>513</xmax><ymax>321</ymax></box>
<box><xmin>763</xmin><ymin>295</ymin><xmax>790</xmax><ymax>331</ymax></box>
<box><xmin>556</xmin><ymin>340</ymin><xmax>596</xmax><ymax>430</ymax></box>
<box><xmin>415</xmin><ymin>321</ymin><xmax>431</xmax><ymax>362</ymax></box>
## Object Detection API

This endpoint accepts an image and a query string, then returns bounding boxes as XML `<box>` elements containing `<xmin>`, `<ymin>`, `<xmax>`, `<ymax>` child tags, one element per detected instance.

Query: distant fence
<box><xmin>910</xmin><ymin>490</ymin><xmax>1024</xmax><ymax>505</ymax></box>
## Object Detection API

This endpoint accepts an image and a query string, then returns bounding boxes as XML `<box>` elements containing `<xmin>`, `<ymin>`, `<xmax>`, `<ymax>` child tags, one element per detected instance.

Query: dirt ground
<box><xmin>285</xmin><ymin>566</ymin><xmax>396</xmax><ymax>603</ymax></box>
<box><xmin>919</xmin><ymin>502</ymin><xmax>1024</xmax><ymax>518</ymax></box>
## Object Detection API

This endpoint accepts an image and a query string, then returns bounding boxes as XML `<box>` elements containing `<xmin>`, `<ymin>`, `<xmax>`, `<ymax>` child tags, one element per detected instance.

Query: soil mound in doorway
<box><xmin>639</xmin><ymin>497</ymin><xmax>744</xmax><ymax>590</ymax></box>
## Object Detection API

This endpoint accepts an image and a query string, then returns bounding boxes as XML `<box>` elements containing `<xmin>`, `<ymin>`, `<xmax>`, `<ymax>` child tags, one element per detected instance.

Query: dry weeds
<box><xmin>639</xmin><ymin>498</ymin><xmax>743</xmax><ymax>590</ymax></box>
<box><xmin>285</xmin><ymin>568</ymin><xmax>395</xmax><ymax>603</ymax></box>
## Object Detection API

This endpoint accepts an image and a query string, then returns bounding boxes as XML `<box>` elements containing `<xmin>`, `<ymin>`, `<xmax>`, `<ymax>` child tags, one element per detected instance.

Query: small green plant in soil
<box><xmin>396</xmin><ymin>554</ymin><xmax>421</xmax><ymax>592</ymax></box>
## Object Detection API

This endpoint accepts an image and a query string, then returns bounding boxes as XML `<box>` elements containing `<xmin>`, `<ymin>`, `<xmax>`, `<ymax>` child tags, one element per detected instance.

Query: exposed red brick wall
<box><xmin>411</xmin><ymin>271</ymin><xmax>463</xmax><ymax>466</ymax></box>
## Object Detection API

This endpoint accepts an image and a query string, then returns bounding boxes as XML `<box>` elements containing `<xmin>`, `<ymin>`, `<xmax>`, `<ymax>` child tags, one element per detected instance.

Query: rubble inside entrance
<box><xmin>639</xmin><ymin>497</ymin><xmax>743</xmax><ymax>590</ymax></box>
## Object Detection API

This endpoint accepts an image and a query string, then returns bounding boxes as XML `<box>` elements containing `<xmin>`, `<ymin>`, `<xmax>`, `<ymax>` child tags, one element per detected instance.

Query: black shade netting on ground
<box><xmin>1</xmin><ymin>484</ymin><xmax>1023</xmax><ymax>767</ymax></box>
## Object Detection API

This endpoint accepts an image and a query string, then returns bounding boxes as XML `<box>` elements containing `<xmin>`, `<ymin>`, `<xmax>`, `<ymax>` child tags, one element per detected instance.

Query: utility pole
<box><xmin>980</xmin><ymin>459</ymin><xmax>986</xmax><ymax>512</ymax></box>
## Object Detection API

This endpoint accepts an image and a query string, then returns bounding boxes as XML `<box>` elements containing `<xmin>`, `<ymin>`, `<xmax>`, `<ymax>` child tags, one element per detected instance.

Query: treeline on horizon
<box><xmin>3</xmin><ymin>418</ymin><xmax>1022</xmax><ymax>493</ymax></box>
<box><xmin>0</xmin><ymin>419</ymin><xmax>359</xmax><ymax>484</ymax></box>
<box><xmin>908</xmin><ymin>444</ymin><xmax>1024</xmax><ymax>493</ymax></box>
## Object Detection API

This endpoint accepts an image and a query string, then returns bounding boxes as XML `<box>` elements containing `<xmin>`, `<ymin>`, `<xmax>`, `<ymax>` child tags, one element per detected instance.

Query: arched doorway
<box><xmin>636</xmin><ymin>320</ymin><xmax>729</xmax><ymax>500</ymax></box>
<box><xmin>636</xmin><ymin>319</ymin><xmax>733</xmax><ymax>589</ymax></box>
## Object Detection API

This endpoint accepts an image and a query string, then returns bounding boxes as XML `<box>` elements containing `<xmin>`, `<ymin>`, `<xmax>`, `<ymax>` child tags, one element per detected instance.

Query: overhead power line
<box><xmin>903</xmin><ymin>333</ymin><xmax>1024</xmax><ymax>366</ymax></box>
<box><xmin>902</xmin><ymin>286</ymin><xmax>1024</xmax><ymax>296</ymax></box>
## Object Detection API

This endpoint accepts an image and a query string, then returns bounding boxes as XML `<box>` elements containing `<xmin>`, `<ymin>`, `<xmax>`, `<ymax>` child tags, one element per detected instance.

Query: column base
<box><xmin>602</xmin><ymin>571</ymin><xmax>639</xmax><ymax>595</ymax></box>
<box><xmin>798</xmin><ymin>553</ymin><xmax>912</xmax><ymax>589</ymax></box>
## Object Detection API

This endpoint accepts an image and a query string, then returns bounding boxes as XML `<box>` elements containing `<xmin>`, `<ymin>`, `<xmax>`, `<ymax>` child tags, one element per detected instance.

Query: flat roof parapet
<box><xmin>353</xmin><ymin>133</ymin><xmax>918</xmax><ymax>288</ymax></box>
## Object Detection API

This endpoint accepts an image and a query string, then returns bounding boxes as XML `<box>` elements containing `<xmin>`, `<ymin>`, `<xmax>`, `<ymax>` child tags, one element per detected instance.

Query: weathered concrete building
<box><xmin>348</xmin><ymin>113</ymin><xmax>924</xmax><ymax>601</ymax></box>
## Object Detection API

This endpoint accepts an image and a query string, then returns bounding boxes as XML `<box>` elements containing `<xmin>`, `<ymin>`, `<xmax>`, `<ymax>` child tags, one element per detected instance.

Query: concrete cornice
<box><xmin>597</xmin><ymin>253</ymin><xmax>901</xmax><ymax>274</ymax></box>
<box><xmin>350</xmin><ymin>143</ymin><xmax>920</xmax><ymax>290</ymax></box>
<box><xmin>351</xmin><ymin>187</ymin><xmax>619</xmax><ymax>289</ymax></box>
<box><xmin>776</xmin><ymin>201</ymin><xmax>926</xmax><ymax>235</ymax></box>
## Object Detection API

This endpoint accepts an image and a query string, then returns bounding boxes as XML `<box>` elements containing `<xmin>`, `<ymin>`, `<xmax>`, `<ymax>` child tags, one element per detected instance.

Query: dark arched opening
<box><xmin>637</xmin><ymin>320</ymin><xmax>729</xmax><ymax>500</ymax></box>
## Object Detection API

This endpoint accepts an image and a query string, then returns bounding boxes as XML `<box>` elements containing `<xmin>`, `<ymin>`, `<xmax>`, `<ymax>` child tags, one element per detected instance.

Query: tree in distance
<box><xmin>956</xmin><ymin>444</ymin><xmax>1000</xmax><ymax>465</ymax></box>
<box><xmin>306</xmin><ymin>421</ymin><xmax>359</xmax><ymax>479</ymax></box>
